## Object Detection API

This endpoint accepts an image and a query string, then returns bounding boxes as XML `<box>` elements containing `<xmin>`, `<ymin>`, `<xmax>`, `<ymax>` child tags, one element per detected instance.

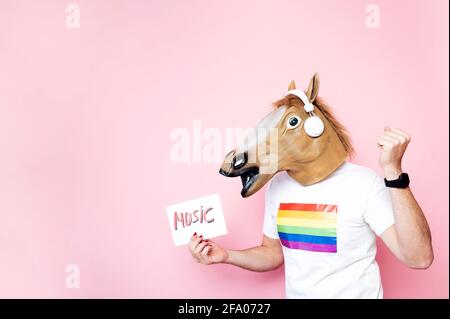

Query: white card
<box><xmin>166</xmin><ymin>193</ymin><xmax>228</xmax><ymax>246</ymax></box>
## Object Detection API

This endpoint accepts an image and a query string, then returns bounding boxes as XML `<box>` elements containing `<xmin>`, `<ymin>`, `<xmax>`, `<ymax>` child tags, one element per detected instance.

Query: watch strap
<box><xmin>384</xmin><ymin>172</ymin><xmax>410</xmax><ymax>189</ymax></box>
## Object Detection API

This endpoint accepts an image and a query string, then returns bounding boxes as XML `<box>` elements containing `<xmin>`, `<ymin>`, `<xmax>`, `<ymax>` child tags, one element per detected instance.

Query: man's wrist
<box><xmin>224</xmin><ymin>249</ymin><xmax>234</xmax><ymax>264</ymax></box>
<box><xmin>383</xmin><ymin>166</ymin><xmax>403</xmax><ymax>180</ymax></box>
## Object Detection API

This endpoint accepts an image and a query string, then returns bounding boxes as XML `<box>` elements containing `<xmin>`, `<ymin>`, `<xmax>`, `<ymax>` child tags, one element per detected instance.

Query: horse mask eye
<box><xmin>287</xmin><ymin>116</ymin><xmax>301</xmax><ymax>129</ymax></box>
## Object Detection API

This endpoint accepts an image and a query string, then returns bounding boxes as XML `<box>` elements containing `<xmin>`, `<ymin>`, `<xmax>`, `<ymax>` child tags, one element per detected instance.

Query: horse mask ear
<box><xmin>288</xmin><ymin>80</ymin><xmax>296</xmax><ymax>91</ymax></box>
<box><xmin>306</xmin><ymin>73</ymin><xmax>320</xmax><ymax>103</ymax></box>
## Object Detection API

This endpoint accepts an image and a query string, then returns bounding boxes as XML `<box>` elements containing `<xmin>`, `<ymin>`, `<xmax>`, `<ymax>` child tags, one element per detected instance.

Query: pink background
<box><xmin>0</xmin><ymin>0</ymin><xmax>448</xmax><ymax>298</ymax></box>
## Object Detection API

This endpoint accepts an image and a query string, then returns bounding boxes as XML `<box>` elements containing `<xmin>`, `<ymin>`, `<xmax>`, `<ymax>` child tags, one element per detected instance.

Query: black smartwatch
<box><xmin>384</xmin><ymin>172</ymin><xmax>410</xmax><ymax>189</ymax></box>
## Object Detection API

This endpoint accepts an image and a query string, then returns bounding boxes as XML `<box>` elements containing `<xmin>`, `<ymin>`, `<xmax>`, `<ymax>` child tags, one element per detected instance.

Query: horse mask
<box><xmin>219</xmin><ymin>73</ymin><xmax>353</xmax><ymax>197</ymax></box>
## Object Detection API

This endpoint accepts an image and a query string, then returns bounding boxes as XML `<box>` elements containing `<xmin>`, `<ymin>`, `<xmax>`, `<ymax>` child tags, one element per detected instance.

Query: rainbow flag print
<box><xmin>277</xmin><ymin>203</ymin><xmax>337</xmax><ymax>253</ymax></box>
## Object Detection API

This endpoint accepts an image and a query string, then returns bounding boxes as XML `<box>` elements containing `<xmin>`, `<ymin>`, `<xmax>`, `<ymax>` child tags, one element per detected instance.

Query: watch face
<box><xmin>404</xmin><ymin>173</ymin><xmax>410</xmax><ymax>183</ymax></box>
<box><xmin>400</xmin><ymin>173</ymin><xmax>410</xmax><ymax>187</ymax></box>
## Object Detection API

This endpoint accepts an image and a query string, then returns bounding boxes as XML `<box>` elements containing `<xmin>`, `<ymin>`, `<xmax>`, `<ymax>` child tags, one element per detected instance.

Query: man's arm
<box><xmin>377</xmin><ymin>127</ymin><xmax>433</xmax><ymax>269</ymax></box>
<box><xmin>189</xmin><ymin>233</ymin><xmax>284</xmax><ymax>272</ymax></box>
<box><xmin>225</xmin><ymin>235</ymin><xmax>284</xmax><ymax>272</ymax></box>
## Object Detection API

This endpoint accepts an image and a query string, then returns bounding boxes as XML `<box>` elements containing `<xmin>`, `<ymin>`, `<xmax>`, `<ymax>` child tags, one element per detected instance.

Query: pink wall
<box><xmin>0</xmin><ymin>0</ymin><xmax>448</xmax><ymax>298</ymax></box>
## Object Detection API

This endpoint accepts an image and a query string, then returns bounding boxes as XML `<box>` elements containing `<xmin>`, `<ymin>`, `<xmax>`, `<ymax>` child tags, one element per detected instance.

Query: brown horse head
<box><xmin>219</xmin><ymin>73</ymin><xmax>354</xmax><ymax>197</ymax></box>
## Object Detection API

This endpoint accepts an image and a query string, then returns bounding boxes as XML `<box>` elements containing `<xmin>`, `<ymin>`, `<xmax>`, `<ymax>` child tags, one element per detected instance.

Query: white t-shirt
<box><xmin>263</xmin><ymin>162</ymin><xmax>395</xmax><ymax>299</ymax></box>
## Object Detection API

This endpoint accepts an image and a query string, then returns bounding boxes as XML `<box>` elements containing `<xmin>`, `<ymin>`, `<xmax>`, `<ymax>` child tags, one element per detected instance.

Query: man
<box><xmin>188</xmin><ymin>75</ymin><xmax>433</xmax><ymax>298</ymax></box>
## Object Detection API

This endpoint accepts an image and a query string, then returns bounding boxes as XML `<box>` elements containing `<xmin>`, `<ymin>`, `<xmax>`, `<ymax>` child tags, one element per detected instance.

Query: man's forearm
<box><xmin>225</xmin><ymin>246</ymin><xmax>284</xmax><ymax>272</ymax></box>
<box><xmin>385</xmin><ymin>168</ymin><xmax>433</xmax><ymax>267</ymax></box>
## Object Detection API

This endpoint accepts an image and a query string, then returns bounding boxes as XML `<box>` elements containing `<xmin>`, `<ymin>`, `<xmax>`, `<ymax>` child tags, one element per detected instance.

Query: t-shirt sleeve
<box><xmin>262</xmin><ymin>181</ymin><xmax>280</xmax><ymax>239</ymax></box>
<box><xmin>364</xmin><ymin>175</ymin><xmax>395</xmax><ymax>236</ymax></box>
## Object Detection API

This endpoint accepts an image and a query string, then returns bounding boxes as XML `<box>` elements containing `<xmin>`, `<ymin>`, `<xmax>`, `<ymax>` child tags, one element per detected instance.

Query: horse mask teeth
<box><xmin>219</xmin><ymin>73</ymin><xmax>350</xmax><ymax>198</ymax></box>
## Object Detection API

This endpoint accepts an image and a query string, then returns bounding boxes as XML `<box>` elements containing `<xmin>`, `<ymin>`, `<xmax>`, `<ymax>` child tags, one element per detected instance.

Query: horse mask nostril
<box><xmin>232</xmin><ymin>152</ymin><xmax>248</xmax><ymax>169</ymax></box>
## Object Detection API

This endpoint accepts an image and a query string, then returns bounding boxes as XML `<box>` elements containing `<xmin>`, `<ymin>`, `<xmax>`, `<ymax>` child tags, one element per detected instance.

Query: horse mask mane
<box><xmin>219</xmin><ymin>73</ymin><xmax>354</xmax><ymax>197</ymax></box>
